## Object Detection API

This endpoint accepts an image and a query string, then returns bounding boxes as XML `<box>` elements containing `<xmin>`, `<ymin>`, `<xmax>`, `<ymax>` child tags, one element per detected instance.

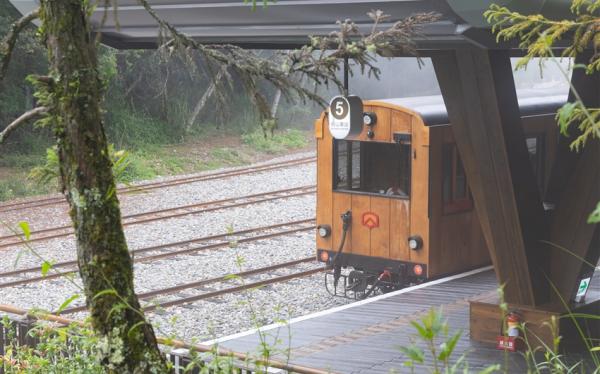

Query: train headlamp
<box><xmin>363</xmin><ymin>112</ymin><xmax>377</xmax><ymax>127</ymax></box>
<box><xmin>319</xmin><ymin>250</ymin><xmax>330</xmax><ymax>262</ymax></box>
<box><xmin>317</xmin><ymin>225</ymin><xmax>331</xmax><ymax>238</ymax></box>
<box><xmin>408</xmin><ymin>235</ymin><xmax>423</xmax><ymax>250</ymax></box>
<box><xmin>413</xmin><ymin>264</ymin><xmax>424</xmax><ymax>276</ymax></box>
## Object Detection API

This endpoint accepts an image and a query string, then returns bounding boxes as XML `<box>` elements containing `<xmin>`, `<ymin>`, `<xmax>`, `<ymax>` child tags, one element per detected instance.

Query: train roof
<box><xmin>374</xmin><ymin>88</ymin><xmax>567</xmax><ymax>126</ymax></box>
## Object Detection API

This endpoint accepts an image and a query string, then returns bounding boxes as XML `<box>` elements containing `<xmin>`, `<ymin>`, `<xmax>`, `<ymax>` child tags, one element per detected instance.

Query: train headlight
<box><xmin>408</xmin><ymin>235</ymin><xmax>423</xmax><ymax>250</ymax></box>
<box><xmin>319</xmin><ymin>250</ymin><xmax>330</xmax><ymax>262</ymax></box>
<box><xmin>317</xmin><ymin>225</ymin><xmax>331</xmax><ymax>238</ymax></box>
<box><xmin>363</xmin><ymin>112</ymin><xmax>377</xmax><ymax>126</ymax></box>
<box><xmin>413</xmin><ymin>264</ymin><xmax>424</xmax><ymax>276</ymax></box>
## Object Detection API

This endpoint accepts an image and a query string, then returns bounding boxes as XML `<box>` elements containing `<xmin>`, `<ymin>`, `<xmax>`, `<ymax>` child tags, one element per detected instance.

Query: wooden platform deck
<box><xmin>209</xmin><ymin>267</ymin><xmax>600</xmax><ymax>373</ymax></box>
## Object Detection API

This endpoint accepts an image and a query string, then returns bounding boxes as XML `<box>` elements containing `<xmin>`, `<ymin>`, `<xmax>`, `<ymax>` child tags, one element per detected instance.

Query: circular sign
<box><xmin>330</xmin><ymin>97</ymin><xmax>349</xmax><ymax>120</ymax></box>
<box><xmin>327</xmin><ymin>95</ymin><xmax>363</xmax><ymax>139</ymax></box>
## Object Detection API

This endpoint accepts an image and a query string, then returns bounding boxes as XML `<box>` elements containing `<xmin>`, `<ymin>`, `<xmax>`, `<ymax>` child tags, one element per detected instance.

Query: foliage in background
<box><xmin>28</xmin><ymin>144</ymin><xmax>130</xmax><ymax>187</ymax></box>
<box><xmin>0</xmin><ymin>0</ymin><xmax>316</xmax><ymax>155</ymax></box>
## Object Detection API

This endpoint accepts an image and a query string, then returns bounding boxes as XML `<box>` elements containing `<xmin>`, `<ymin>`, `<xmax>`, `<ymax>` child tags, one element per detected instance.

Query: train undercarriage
<box><xmin>318</xmin><ymin>250</ymin><xmax>427</xmax><ymax>300</ymax></box>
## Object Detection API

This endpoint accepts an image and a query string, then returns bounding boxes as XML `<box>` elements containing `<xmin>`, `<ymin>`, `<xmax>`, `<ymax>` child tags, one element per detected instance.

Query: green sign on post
<box><xmin>575</xmin><ymin>277</ymin><xmax>591</xmax><ymax>303</ymax></box>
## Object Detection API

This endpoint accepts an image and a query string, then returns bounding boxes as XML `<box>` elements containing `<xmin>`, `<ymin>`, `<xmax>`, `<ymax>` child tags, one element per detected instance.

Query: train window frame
<box><xmin>332</xmin><ymin>138</ymin><xmax>411</xmax><ymax>200</ymax></box>
<box><xmin>442</xmin><ymin>143</ymin><xmax>473</xmax><ymax>215</ymax></box>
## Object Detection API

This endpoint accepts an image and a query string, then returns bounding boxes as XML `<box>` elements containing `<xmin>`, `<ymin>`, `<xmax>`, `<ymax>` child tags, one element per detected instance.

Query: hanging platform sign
<box><xmin>328</xmin><ymin>95</ymin><xmax>363</xmax><ymax>139</ymax></box>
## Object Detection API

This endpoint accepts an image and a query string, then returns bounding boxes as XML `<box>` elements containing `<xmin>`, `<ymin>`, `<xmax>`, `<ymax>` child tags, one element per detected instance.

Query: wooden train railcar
<box><xmin>315</xmin><ymin>91</ymin><xmax>564</xmax><ymax>298</ymax></box>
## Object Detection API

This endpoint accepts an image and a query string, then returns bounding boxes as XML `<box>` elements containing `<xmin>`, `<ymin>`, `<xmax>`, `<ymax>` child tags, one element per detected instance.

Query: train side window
<box><xmin>526</xmin><ymin>134</ymin><xmax>545</xmax><ymax>194</ymax></box>
<box><xmin>442</xmin><ymin>143</ymin><xmax>473</xmax><ymax>215</ymax></box>
<box><xmin>333</xmin><ymin>139</ymin><xmax>410</xmax><ymax>198</ymax></box>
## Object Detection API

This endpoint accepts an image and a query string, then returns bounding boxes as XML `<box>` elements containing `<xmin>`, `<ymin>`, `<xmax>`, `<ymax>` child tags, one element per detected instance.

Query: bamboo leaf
<box><xmin>398</xmin><ymin>345</ymin><xmax>424</xmax><ymax>364</ymax></box>
<box><xmin>223</xmin><ymin>274</ymin><xmax>240</xmax><ymax>281</ymax></box>
<box><xmin>41</xmin><ymin>260</ymin><xmax>53</xmax><ymax>276</ymax></box>
<box><xmin>128</xmin><ymin>320</ymin><xmax>147</xmax><ymax>337</ymax></box>
<box><xmin>18</xmin><ymin>221</ymin><xmax>31</xmax><ymax>240</ymax></box>
<box><xmin>56</xmin><ymin>294</ymin><xmax>80</xmax><ymax>313</ymax></box>
<box><xmin>438</xmin><ymin>330</ymin><xmax>462</xmax><ymax>361</ymax></box>
<box><xmin>93</xmin><ymin>289</ymin><xmax>118</xmax><ymax>300</ymax></box>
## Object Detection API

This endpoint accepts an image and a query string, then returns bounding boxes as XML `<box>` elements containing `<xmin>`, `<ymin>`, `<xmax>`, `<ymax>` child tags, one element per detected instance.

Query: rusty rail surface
<box><xmin>0</xmin><ymin>219</ymin><xmax>316</xmax><ymax>288</ymax></box>
<box><xmin>0</xmin><ymin>185</ymin><xmax>316</xmax><ymax>249</ymax></box>
<box><xmin>60</xmin><ymin>257</ymin><xmax>319</xmax><ymax>314</ymax></box>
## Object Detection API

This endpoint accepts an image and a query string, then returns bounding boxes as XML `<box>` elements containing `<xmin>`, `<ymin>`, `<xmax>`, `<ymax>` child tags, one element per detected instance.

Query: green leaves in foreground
<box><xmin>399</xmin><ymin>308</ymin><xmax>499</xmax><ymax>373</ymax></box>
<box><xmin>56</xmin><ymin>294</ymin><xmax>80</xmax><ymax>314</ymax></box>
<box><xmin>18</xmin><ymin>220</ymin><xmax>31</xmax><ymax>240</ymax></box>
<box><xmin>41</xmin><ymin>260</ymin><xmax>53</xmax><ymax>276</ymax></box>
<box><xmin>556</xmin><ymin>101</ymin><xmax>600</xmax><ymax>152</ymax></box>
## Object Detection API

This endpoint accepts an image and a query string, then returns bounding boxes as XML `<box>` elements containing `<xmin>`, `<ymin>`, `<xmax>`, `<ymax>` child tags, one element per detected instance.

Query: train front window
<box><xmin>333</xmin><ymin>138</ymin><xmax>411</xmax><ymax>198</ymax></box>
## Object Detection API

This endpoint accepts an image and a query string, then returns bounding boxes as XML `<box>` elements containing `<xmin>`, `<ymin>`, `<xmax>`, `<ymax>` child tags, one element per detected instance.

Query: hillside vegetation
<box><xmin>0</xmin><ymin>0</ymin><xmax>316</xmax><ymax>201</ymax></box>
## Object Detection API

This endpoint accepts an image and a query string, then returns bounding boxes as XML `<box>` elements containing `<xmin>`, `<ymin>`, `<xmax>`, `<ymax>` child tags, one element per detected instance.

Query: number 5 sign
<box><xmin>328</xmin><ymin>95</ymin><xmax>363</xmax><ymax>139</ymax></box>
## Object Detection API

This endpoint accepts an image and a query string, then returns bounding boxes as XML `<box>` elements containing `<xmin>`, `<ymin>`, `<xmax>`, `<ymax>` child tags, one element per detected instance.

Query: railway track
<box><xmin>0</xmin><ymin>219</ymin><xmax>316</xmax><ymax>288</ymax></box>
<box><xmin>59</xmin><ymin>259</ymin><xmax>323</xmax><ymax>315</ymax></box>
<box><xmin>0</xmin><ymin>156</ymin><xmax>316</xmax><ymax>214</ymax></box>
<box><xmin>0</xmin><ymin>185</ymin><xmax>316</xmax><ymax>249</ymax></box>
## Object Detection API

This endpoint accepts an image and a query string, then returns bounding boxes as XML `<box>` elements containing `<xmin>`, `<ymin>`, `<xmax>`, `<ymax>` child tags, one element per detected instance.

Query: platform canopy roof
<box><xmin>8</xmin><ymin>0</ymin><xmax>572</xmax><ymax>50</ymax></box>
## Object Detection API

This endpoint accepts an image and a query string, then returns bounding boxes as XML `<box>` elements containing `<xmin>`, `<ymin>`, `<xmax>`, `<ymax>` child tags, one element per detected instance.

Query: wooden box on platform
<box><xmin>470</xmin><ymin>291</ymin><xmax>600</xmax><ymax>351</ymax></box>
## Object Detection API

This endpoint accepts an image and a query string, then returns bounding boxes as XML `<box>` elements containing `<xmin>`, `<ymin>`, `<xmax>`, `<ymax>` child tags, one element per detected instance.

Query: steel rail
<box><xmin>0</xmin><ymin>156</ymin><xmax>315</xmax><ymax>213</ymax></box>
<box><xmin>142</xmin><ymin>267</ymin><xmax>324</xmax><ymax>312</ymax></box>
<box><xmin>0</xmin><ymin>185</ymin><xmax>316</xmax><ymax>249</ymax></box>
<box><xmin>0</xmin><ymin>219</ymin><xmax>315</xmax><ymax>288</ymax></box>
<box><xmin>60</xmin><ymin>257</ymin><xmax>316</xmax><ymax>314</ymax></box>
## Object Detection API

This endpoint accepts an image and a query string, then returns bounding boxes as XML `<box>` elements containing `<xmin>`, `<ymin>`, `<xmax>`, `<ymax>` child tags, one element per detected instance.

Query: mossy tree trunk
<box><xmin>40</xmin><ymin>1</ymin><xmax>168</xmax><ymax>372</ymax></box>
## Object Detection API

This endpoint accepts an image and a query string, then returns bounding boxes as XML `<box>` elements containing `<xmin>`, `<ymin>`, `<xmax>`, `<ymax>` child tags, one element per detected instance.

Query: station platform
<box><xmin>207</xmin><ymin>267</ymin><xmax>599</xmax><ymax>373</ymax></box>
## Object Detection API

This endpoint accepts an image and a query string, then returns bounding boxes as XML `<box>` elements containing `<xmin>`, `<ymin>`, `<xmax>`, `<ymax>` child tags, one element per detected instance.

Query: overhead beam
<box><xmin>432</xmin><ymin>49</ymin><xmax>548</xmax><ymax>306</ymax></box>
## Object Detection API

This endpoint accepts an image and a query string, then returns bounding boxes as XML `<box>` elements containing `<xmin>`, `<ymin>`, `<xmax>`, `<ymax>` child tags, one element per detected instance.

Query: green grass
<box><xmin>0</xmin><ymin>124</ymin><xmax>311</xmax><ymax>202</ymax></box>
<box><xmin>242</xmin><ymin>128</ymin><xmax>308</xmax><ymax>154</ymax></box>
<box><xmin>117</xmin><ymin>146</ymin><xmax>249</xmax><ymax>183</ymax></box>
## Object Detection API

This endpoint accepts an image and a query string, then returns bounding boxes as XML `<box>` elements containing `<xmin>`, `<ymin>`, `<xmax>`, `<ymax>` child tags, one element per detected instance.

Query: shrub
<box><xmin>1</xmin><ymin>318</ymin><xmax>103</xmax><ymax>373</ymax></box>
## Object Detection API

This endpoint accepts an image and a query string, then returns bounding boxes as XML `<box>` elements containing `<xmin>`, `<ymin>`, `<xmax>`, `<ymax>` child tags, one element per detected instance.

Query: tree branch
<box><xmin>0</xmin><ymin>106</ymin><xmax>47</xmax><ymax>144</ymax></box>
<box><xmin>0</xmin><ymin>8</ymin><xmax>40</xmax><ymax>83</ymax></box>
<box><xmin>137</xmin><ymin>0</ymin><xmax>439</xmax><ymax>122</ymax></box>
<box><xmin>186</xmin><ymin>67</ymin><xmax>225</xmax><ymax>132</ymax></box>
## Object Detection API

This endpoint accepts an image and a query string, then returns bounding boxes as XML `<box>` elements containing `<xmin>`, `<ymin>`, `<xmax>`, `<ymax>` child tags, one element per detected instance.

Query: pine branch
<box><xmin>137</xmin><ymin>0</ymin><xmax>439</xmax><ymax>118</ymax></box>
<box><xmin>0</xmin><ymin>8</ymin><xmax>40</xmax><ymax>84</ymax></box>
<box><xmin>0</xmin><ymin>106</ymin><xmax>47</xmax><ymax>144</ymax></box>
<box><xmin>485</xmin><ymin>3</ymin><xmax>600</xmax><ymax>148</ymax></box>
<box><xmin>484</xmin><ymin>4</ymin><xmax>600</xmax><ymax>71</ymax></box>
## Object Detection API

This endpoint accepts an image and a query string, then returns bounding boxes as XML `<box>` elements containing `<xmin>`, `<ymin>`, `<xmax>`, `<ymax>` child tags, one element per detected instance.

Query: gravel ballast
<box><xmin>0</xmin><ymin>151</ymin><xmax>356</xmax><ymax>343</ymax></box>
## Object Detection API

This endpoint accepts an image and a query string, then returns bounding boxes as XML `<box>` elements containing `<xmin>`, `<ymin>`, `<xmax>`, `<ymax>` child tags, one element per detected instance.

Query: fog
<box><xmin>281</xmin><ymin>55</ymin><xmax>572</xmax><ymax>128</ymax></box>
<box><xmin>334</xmin><ymin>56</ymin><xmax>571</xmax><ymax>100</ymax></box>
